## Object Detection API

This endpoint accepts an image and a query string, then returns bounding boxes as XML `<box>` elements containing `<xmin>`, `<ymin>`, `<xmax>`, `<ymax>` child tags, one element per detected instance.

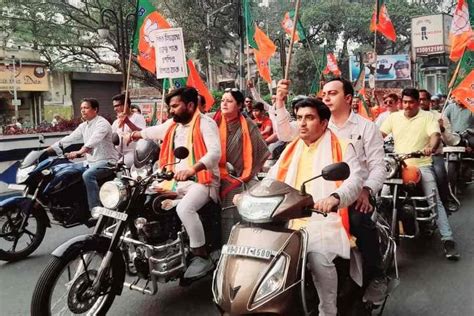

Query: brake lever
<box><xmin>311</xmin><ymin>208</ymin><xmax>328</xmax><ymax>217</ymax></box>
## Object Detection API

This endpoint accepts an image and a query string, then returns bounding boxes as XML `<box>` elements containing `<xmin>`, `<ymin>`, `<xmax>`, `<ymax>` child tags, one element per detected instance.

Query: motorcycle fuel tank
<box><xmin>43</xmin><ymin>162</ymin><xmax>87</xmax><ymax>195</ymax></box>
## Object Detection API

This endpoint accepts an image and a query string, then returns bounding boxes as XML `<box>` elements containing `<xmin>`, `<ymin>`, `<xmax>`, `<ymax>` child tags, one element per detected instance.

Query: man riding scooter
<box><xmin>125</xmin><ymin>87</ymin><xmax>221</xmax><ymax>279</ymax></box>
<box><xmin>262</xmin><ymin>81</ymin><xmax>363</xmax><ymax>315</ymax></box>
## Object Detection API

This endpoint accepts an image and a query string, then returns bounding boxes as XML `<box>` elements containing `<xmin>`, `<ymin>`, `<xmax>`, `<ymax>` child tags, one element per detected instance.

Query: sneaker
<box><xmin>443</xmin><ymin>240</ymin><xmax>460</xmax><ymax>261</ymax></box>
<box><xmin>184</xmin><ymin>256</ymin><xmax>214</xmax><ymax>279</ymax></box>
<box><xmin>363</xmin><ymin>276</ymin><xmax>388</xmax><ymax>305</ymax></box>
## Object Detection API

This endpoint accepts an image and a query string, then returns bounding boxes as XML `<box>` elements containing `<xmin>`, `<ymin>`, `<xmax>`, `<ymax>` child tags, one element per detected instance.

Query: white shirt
<box><xmin>53</xmin><ymin>115</ymin><xmax>119</xmax><ymax>164</ymax></box>
<box><xmin>141</xmin><ymin>114</ymin><xmax>221</xmax><ymax>188</ymax></box>
<box><xmin>375</xmin><ymin>111</ymin><xmax>390</xmax><ymax>128</ymax></box>
<box><xmin>275</xmin><ymin>108</ymin><xmax>386</xmax><ymax>193</ymax></box>
<box><xmin>112</xmin><ymin>113</ymin><xmax>147</xmax><ymax>165</ymax></box>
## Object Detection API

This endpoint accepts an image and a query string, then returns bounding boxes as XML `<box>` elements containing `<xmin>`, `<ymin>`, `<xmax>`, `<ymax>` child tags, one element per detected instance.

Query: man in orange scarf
<box><xmin>127</xmin><ymin>87</ymin><xmax>221</xmax><ymax>279</ymax></box>
<box><xmin>265</xmin><ymin>84</ymin><xmax>363</xmax><ymax>316</ymax></box>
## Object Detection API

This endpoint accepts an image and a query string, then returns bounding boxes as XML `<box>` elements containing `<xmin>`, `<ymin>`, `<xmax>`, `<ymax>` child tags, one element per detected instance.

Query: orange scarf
<box><xmin>218</xmin><ymin>114</ymin><xmax>253</xmax><ymax>198</ymax></box>
<box><xmin>160</xmin><ymin>111</ymin><xmax>212</xmax><ymax>185</ymax></box>
<box><xmin>276</xmin><ymin>131</ymin><xmax>350</xmax><ymax>236</ymax></box>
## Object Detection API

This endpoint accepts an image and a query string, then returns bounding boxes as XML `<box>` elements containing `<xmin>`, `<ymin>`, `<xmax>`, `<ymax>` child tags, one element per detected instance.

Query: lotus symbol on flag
<box><xmin>143</xmin><ymin>18</ymin><xmax>159</xmax><ymax>45</ymax></box>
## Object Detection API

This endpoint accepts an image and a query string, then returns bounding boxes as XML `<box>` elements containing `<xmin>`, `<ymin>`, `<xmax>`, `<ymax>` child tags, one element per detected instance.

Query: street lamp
<box><xmin>98</xmin><ymin>5</ymin><xmax>136</xmax><ymax>88</ymax></box>
<box><xmin>206</xmin><ymin>2</ymin><xmax>233</xmax><ymax>90</ymax></box>
<box><xmin>273</xmin><ymin>33</ymin><xmax>290</xmax><ymax>73</ymax></box>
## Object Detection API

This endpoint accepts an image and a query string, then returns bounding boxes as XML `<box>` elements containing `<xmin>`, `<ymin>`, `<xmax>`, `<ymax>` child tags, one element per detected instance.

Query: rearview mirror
<box><xmin>112</xmin><ymin>132</ymin><xmax>120</xmax><ymax>146</ymax></box>
<box><xmin>321</xmin><ymin>162</ymin><xmax>350</xmax><ymax>181</ymax></box>
<box><xmin>174</xmin><ymin>147</ymin><xmax>189</xmax><ymax>160</ymax></box>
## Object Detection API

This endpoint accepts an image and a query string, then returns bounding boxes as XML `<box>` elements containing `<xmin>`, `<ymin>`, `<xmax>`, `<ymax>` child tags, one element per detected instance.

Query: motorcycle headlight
<box><xmin>130</xmin><ymin>164</ymin><xmax>151</xmax><ymax>179</ymax></box>
<box><xmin>384</xmin><ymin>155</ymin><xmax>398</xmax><ymax>179</ymax></box>
<box><xmin>212</xmin><ymin>254</ymin><xmax>227</xmax><ymax>303</ymax></box>
<box><xmin>236</xmin><ymin>194</ymin><xmax>283</xmax><ymax>223</ymax></box>
<box><xmin>99</xmin><ymin>180</ymin><xmax>128</xmax><ymax>209</ymax></box>
<box><xmin>253</xmin><ymin>255</ymin><xmax>288</xmax><ymax>304</ymax></box>
<box><xmin>16</xmin><ymin>165</ymin><xmax>35</xmax><ymax>184</ymax></box>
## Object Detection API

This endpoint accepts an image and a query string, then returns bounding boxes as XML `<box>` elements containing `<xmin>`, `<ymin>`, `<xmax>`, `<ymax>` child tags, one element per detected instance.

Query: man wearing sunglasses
<box><xmin>375</xmin><ymin>93</ymin><xmax>399</xmax><ymax>128</ymax></box>
<box><xmin>111</xmin><ymin>93</ymin><xmax>147</xmax><ymax>167</ymax></box>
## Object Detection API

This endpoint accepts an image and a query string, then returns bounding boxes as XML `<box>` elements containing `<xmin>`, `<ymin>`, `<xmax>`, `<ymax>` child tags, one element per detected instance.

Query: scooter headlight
<box><xmin>16</xmin><ymin>165</ymin><xmax>35</xmax><ymax>184</ymax></box>
<box><xmin>99</xmin><ymin>180</ymin><xmax>128</xmax><ymax>209</ymax></box>
<box><xmin>253</xmin><ymin>255</ymin><xmax>288</xmax><ymax>305</ymax></box>
<box><xmin>212</xmin><ymin>254</ymin><xmax>228</xmax><ymax>304</ymax></box>
<box><xmin>236</xmin><ymin>193</ymin><xmax>283</xmax><ymax>223</ymax></box>
<box><xmin>384</xmin><ymin>155</ymin><xmax>398</xmax><ymax>179</ymax></box>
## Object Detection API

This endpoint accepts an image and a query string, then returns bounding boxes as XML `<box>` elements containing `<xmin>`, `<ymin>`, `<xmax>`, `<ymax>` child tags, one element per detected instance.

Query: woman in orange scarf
<box><xmin>215</xmin><ymin>89</ymin><xmax>270</xmax><ymax>238</ymax></box>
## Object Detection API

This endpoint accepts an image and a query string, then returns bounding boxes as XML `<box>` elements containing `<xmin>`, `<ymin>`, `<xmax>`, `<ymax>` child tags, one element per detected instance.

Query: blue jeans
<box><xmin>419</xmin><ymin>166</ymin><xmax>453</xmax><ymax>241</ymax></box>
<box><xmin>82</xmin><ymin>160</ymin><xmax>114</xmax><ymax>210</ymax></box>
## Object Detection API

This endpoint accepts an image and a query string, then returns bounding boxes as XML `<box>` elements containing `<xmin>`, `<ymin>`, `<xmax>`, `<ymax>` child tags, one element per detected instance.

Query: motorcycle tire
<box><xmin>31</xmin><ymin>245</ymin><xmax>116</xmax><ymax>316</ymax></box>
<box><xmin>0</xmin><ymin>206</ymin><xmax>47</xmax><ymax>262</ymax></box>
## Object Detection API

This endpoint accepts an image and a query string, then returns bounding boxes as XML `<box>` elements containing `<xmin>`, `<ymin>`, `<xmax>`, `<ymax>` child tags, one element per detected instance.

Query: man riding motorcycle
<box><xmin>46</xmin><ymin>98</ymin><xmax>118</xmax><ymax>215</ymax></box>
<box><xmin>380</xmin><ymin>88</ymin><xmax>460</xmax><ymax>260</ymax></box>
<box><xmin>276</xmin><ymin>78</ymin><xmax>388</xmax><ymax>304</ymax></box>
<box><xmin>262</xmin><ymin>86</ymin><xmax>363</xmax><ymax>316</ymax></box>
<box><xmin>126</xmin><ymin>87</ymin><xmax>221</xmax><ymax>279</ymax></box>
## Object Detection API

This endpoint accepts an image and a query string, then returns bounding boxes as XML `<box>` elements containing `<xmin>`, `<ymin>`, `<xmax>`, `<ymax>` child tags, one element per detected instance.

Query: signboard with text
<box><xmin>411</xmin><ymin>14</ymin><xmax>451</xmax><ymax>56</ymax></box>
<box><xmin>0</xmin><ymin>65</ymin><xmax>49</xmax><ymax>91</ymax></box>
<box><xmin>349</xmin><ymin>54</ymin><xmax>411</xmax><ymax>82</ymax></box>
<box><xmin>152</xmin><ymin>28</ymin><xmax>187</xmax><ymax>79</ymax></box>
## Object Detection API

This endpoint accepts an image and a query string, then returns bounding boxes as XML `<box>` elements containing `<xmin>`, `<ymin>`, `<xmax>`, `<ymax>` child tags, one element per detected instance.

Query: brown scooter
<box><xmin>212</xmin><ymin>162</ymin><xmax>398</xmax><ymax>315</ymax></box>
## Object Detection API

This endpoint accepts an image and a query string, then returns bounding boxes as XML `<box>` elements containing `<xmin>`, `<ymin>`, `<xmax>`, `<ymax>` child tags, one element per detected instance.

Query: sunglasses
<box><xmin>225</xmin><ymin>88</ymin><xmax>240</xmax><ymax>92</ymax></box>
<box><xmin>384</xmin><ymin>100</ymin><xmax>394</xmax><ymax>104</ymax></box>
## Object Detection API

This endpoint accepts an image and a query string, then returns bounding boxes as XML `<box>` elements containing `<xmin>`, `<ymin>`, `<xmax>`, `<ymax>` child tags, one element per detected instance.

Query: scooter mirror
<box><xmin>321</xmin><ymin>162</ymin><xmax>350</xmax><ymax>181</ymax></box>
<box><xmin>112</xmin><ymin>132</ymin><xmax>120</xmax><ymax>146</ymax></box>
<box><xmin>38</xmin><ymin>134</ymin><xmax>45</xmax><ymax>144</ymax></box>
<box><xmin>174</xmin><ymin>147</ymin><xmax>189</xmax><ymax>160</ymax></box>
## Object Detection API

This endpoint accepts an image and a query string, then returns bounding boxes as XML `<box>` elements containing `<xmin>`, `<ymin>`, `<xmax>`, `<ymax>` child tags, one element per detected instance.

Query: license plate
<box><xmin>93</xmin><ymin>207</ymin><xmax>128</xmax><ymax>221</ymax></box>
<box><xmin>7</xmin><ymin>184</ymin><xmax>26</xmax><ymax>191</ymax></box>
<box><xmin>222</xmin><ymin>244</ymin><xmax>278</xmax><ymax>260</ymax></box>
<box><xmin>444</xmin><ymin>146</ymin><xmax>465</xmax><ymax>153</ymax></box>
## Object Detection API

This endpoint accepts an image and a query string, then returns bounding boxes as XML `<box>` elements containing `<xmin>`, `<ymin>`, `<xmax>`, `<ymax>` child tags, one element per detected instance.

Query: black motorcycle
<box><xmin>0</xmin><ymin>143</ymin><xmax>115</xmax><ymax>262</ymax></box>
<box><xmin>444</xmin><ymin>128</ymin><xmax>473</xmax><ymax>197</ymax></box>
<box><xmin>31</xmin><ymin>144</ymin><xmax>222</xmax><ymax>315</ymax></box>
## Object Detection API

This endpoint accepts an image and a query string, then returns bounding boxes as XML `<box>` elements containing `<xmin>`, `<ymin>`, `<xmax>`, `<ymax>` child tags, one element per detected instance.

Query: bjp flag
<box><xmin>451</xmin><ymin>70</ymin><xmax>474</xmax><ymax>112</ymax></box>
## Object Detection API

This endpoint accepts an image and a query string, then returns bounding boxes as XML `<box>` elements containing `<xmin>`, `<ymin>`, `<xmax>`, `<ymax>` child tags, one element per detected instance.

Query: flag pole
<box><xmin>284</xmin><ymin>0</ymin><xmax>301</xmax><ymax>80</ymax></box>
<box><xmin>246</xmin><ymin>32</ymin><xmax>251</xmax><ymax>83</ymax></box>
<box><xmin>443</xmin><ymin>47</ymin><xmax>466</xmax><ymax>114</ymax></box>
<box><xmin>124</xmin><ymin>48</ymin><xmax>133</xmax><ymax>113</ymax></box>
<box><xmin>160</xmin><ymin>79</ymin><xmax>167</xmax><ymax>123</ymax></box>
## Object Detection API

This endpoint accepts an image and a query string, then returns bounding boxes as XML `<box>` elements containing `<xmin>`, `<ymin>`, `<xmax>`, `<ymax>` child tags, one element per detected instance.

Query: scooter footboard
<box><xmin>213</xmin><ymin>223</ymin><xmax>305</xmax><ymax>315</ymax></box>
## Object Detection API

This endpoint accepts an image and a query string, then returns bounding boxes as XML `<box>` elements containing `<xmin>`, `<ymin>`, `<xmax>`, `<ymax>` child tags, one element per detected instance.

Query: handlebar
<box><xmin>310</xmin><ymin>208</ymin><xmax>329</xmax><ymax>217</ymax></box>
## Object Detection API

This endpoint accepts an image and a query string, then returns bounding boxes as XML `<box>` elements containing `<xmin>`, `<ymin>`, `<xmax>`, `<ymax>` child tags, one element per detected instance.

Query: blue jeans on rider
<box><xmin>419</xmin><ymin>166</ymin><xmax>454</xmax><ymax>241</ymax></box>
<box><xmin>82</xmin><ymin>160</ymin><xmax>114</xmax><ymax>211</ymax></box>
<box><xmin>432</xmin><ymin>155</ymin><xmax>449</xmax><ymax>208</ymax></box>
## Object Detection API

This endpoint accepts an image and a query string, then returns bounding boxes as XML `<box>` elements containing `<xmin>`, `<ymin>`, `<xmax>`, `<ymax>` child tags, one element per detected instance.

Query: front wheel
<box><xmin>0</xmin><ymin>205</ymin><xmax>47</xmax><ymax>261</ymax></box>
<box><xmin>31</xmin><ymin>246</ymin><xmax>117</xmax><ymax>316</ymax></box>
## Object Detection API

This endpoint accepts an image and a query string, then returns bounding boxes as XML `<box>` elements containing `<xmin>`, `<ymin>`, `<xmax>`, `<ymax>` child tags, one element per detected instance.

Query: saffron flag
<box><xmin>281</xmin><ymin>10</ymin><xmax>307</xmax><ymax>42</ymax></box>
<box><xmin>243</xmin><ymin>0</ymin><xmax>258</xmax><ymax>49</ymax></box>
<box><xmin>253</xmin><ymin>25</ymin><xmax>276</xmax><ymax>84</ymax></box>
<box><xmin>323</xmin><ymin>53</ymin><xmax>341</xmax><ymax>77</ymax></box>
<box><xmin>186</xmin><ymin>60</ymin><xmax>215</xmax><ymax>111</ymax></box>
<box><xmin>451</xmin><ymin>69</ymin><xmax>474</xmax><ymax>112</ymax></box>
<box><xmin>449</xmin><ymin>0</ymin><xmax>474</xmax><ymax>61</ymax></box>
<box><xmin>254</xmin><ymin>50</ymin><xmax>272</xmax><ymax>83</ymax></box>
<box><xmin>370</xmin><ymin>0</ymin><xmax>397</xmax><ymax>42</ymax></box>
<box><xmin>132</xmin><ymin>0</ymin><xmax>171</xmax><ymax>73</ymax></box>
<box><xmin>353</xmin><ymin>68</ymin><xmax>372</xmax><ymax>120</ymax></box>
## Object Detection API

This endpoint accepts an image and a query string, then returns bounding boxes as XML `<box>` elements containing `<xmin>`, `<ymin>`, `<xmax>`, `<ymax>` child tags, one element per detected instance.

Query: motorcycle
<box><xmin>31</xmin><ymin>144</ymin><xmax>222</xmax><ymax>315</ymax></box>
<box><xmin>0</xmin><ymin>141</ymin><xmax>118</xmax><ymax>262</ymax></box>
<box><xmin>444</xmin><ymin>128</ymin><xmax>473</xmax><ymax>197</ymax></box>
<box><xmin>213</xmin><ymin>162</ymin><xmax>398</xmax><ymax>315</ymax></box>
<box><xmin>380</xmin><ymin>151</ymin><xmax>438</xmax><ymax>240</ymax></box>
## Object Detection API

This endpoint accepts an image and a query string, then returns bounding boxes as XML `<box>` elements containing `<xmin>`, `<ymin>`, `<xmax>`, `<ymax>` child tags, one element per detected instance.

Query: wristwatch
<box><xmin>363</xmin><ymin>186</ymin><xmax>373</xmax><ymax>196</ymax></box>
<box><xmin>330</xmin><ymin>193</ymin><xmax>341</xmax><ymax>207</ymax></box>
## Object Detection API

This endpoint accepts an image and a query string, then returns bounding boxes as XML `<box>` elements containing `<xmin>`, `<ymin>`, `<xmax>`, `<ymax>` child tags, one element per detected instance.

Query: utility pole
<box><xmin>238</xmin><ymin>0</ymin><xmax>245</xmax><ymax>90</ymax></box>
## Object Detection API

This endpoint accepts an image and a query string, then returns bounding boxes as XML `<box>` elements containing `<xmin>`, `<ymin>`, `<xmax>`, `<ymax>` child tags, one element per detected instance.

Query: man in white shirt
<box><xmin>47</xmin><ymin>98</ymin><xmax>119</xmax><ymax>212</ymax></box>
<box><xmin>111</xmin><ymin>93</ymin><xmax>147</xmax><ymax>167</ymax></box>
<box><xmin>275</xmin><ymin>78</ymin><xmax>387</xmax><ymax>304</ymax></box>
<box><xmin>126</xmin><ymin>87</ymin><xmax>221</xmax><ymax>279</ymax></box>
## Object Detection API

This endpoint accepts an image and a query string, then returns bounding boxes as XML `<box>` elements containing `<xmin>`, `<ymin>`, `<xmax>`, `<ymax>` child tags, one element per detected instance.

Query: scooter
<box><xmin>213</xmin><ymin>162</ymin><xmax>398</xmax><ymax>315</ymax></box>
<box><xmin>444</xmin><ymin>128</ymin><xmax>473</xmax><ymax>197</ymax></box>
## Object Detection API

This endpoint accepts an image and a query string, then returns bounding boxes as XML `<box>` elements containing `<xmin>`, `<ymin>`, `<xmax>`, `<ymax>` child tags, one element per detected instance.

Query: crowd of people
<box><xmin>45</xmin><ymin>77</ymin><xmax>472</xmax><ymax>315</ymax></box>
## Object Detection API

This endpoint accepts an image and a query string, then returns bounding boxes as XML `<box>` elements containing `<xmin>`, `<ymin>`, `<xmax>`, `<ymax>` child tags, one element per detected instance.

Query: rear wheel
<box><xmin>31</xmin><ymin>246</ymin><xmax>116</xmax><ymax>316</ymax></box>
<box><xmin>0</xmin><ymin>206</ymin><xmax>47</xmax><ymax>261</ymax></box>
